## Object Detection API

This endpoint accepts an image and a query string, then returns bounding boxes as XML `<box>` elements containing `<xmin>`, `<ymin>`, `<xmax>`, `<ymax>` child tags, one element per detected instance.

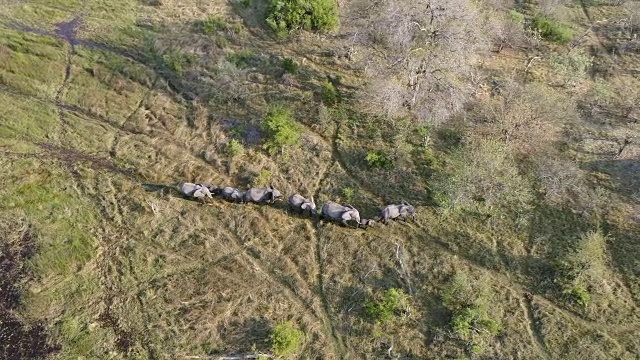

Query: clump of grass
<box><xmin>262</xmin><ymin>105</ymin><xmax>301</xmax><ymax>154</ymax></box>
<box><xmin>270</xmin><ymin>321</ymin><xmax>304</xmax><ymax>357</ymax></box>
<box><xmin>530</xmin><ymin>15</ymin><xmax>573</xmax><ymax>44</ymax></box>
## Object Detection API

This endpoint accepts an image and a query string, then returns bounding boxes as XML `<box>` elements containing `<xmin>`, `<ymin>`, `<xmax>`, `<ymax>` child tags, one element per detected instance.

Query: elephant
<box><xmin>200</xmin><ymin>182</ymin><xmax>222</xmax><ymax>196</ymax></box>
<box><xmin>221</xmin><ymin>186</ymin><xmax>244</xmax><ymax>203</ymax></box>
<box><xmin>320</xmin><ymin>201</ymin><xmax>361</xmax><ymax>228</ymax></box>
<box><xmin>288</xmin><ymin>194</ymin><xmax>317</xmax><ymax>217</ymax></box>
<box><xmin>380</xmin><ymin>201</ymin><xmax>415</xmax><ymax>224</ymax></box>
<box><xmin>359</xmin><ymin>218</ymin><xmax>377</xmax><ymax>229</ymax></box>
<box><xmin>178</xmin><ymin>182</ymin><xmax>213</xmax><ymax>203</ymax></box>
<box><xmin>244</xmin><ymin>185</ymin><xmax>283</xmax><ymax>204</ymax></box>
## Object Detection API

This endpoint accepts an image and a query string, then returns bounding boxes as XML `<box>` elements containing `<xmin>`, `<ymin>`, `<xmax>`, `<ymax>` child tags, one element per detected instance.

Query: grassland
<box><xmin>0</xmin><ymin>0</ymin><xmax>639</xmax><ymax>359</ymax></box>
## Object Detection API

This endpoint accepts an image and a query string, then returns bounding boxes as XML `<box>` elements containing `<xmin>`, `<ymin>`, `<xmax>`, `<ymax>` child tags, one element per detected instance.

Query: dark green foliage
<box><xmin>265</xmin><ymin>0</ymin><xmax>338</xmax><ymax>36</ymax></box>
<box><xmin>282</xmin><ymin>57</ymin><xmax>298</xmax><ymax>74</ymax></box>
<box><xmin>363</xmin><ymin>288</ymin><xmax>407</xmax><ymax>323</ymax></box>
<box><xmin>226</xmin><ymin>50</ymin><xmax>257</xmax><ymax>69</ymax></box>
<box><xmin>262</xmin><ymin>105</ymin><xmax>301</xmax><ymax>154</ymax></box>
<box><xmin>193</xmin><ymin>16</ymin><xmax>227</xmax><ymax>34</ymax></box>
<box><xmin>531</xmin><ymin>15</ymin><xmax>573</xmax><ymax>44</ymax></box>
<box><xmin>270</xmin><ymin>322</ymin><xmax>304</xmax><ymax>357</ymax></box>
<box><xmin>365</xmin><ymin>150</ymin><xmax>392</xmax><ymax>170</ymax></box>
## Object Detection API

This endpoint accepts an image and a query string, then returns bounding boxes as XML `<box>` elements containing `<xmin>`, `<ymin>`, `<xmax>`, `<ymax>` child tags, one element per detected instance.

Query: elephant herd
<box><xmin>178</xmin><ymin>182</ymin><xmax>416</xmax><ymax>228</ymax></box>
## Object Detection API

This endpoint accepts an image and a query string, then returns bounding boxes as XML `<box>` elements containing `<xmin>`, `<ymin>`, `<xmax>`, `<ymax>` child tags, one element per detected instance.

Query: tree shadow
<box><xmin>584</xmin><ymin>159</ymin><xmax>640</xmax><ymax>204</ymax></box>
<box><xmin>214</xmin><ymin>316</ymin><xmax>271</xmax><ymax>354</ymax></box>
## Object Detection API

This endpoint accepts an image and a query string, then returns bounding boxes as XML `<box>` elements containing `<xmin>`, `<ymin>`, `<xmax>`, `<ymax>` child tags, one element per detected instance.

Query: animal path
<box><xmin>520</xmin><ymin>293</ymin><xmax>552</xmax><ymax>360</ymax></box>
<box><xmin>52</xmin><ymin>1</ymin><xmax>86</xmax><ymax>145</ymax></box>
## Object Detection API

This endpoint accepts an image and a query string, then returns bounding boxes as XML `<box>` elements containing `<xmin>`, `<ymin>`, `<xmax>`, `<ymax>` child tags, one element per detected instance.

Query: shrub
<box><xmin>530</xmin><ymin>15</ymin><xmax>573</xmax><ymax>44</ymax></box>
<box><xmin>365</xmin><ymin>150</ymin><xmax>392</xmax><ymax>170</ymax></box>
<box><xmin>252</xmin><ymin>170</ymin><xmax>272</xmax><ymax>187</ymax></box>
<box><xmin>451</xmin><ymin>306</ymin><xmax>501</xmax><ymax>340</ymax></box>
<box><xmin>265</xmin><ymin>0</ymin><xmax>338</xmax><ymax>37</ymax></box>
<box><xmin>342</xmin><ymin>187</ymin><xmax>355</xmax><ymax>202</ymax></box>
<box><xmin>282</xmin><ymin>57</ymin><xmax>298</xmax><ymax>74</ymax></box>
<box><xmin>225</xmin><ymin>139</ymin><xmax>245</xmax><ymax>158</ymax></box>
<box><xmin>262</xmin><ymin>105</ymin><xmax>301</xmax><ymax>154</ymax></box>
<box><xmin>441</xmin><ymin>273</ymin><xmax>501</xmax><ymax>354</ymax></box>
<box><xmin>363</xmin><ymin>288</ymin><xmax>407</xmax><ymax>323</ymax></box>
<box><xmin>555</xmin><ymin>230</ymin><xmax>608</xmax><ymax>307</ymax></box>
<box><xmin>270</xmin><ymin>321</ymin><xmax>304</xmax><ymax>357</ymax></box>
<box><xmin>320</xmin><ymin>79</ymin><xmax>339</xmax><ymax>104</ymax></box>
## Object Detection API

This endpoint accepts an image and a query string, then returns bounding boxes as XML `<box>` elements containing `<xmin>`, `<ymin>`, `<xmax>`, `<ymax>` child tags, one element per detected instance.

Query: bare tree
<box><xmin>348</xmin><ymin>0</ymin><xmax>490</xmax><ymax>125</ymax></box>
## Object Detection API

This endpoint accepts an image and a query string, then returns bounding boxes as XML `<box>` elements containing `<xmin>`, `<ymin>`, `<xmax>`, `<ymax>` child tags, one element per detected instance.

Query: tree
<box><xmin>348</xmin><ymin>0</ymin><xmax>490</xmax><ymax>124</ymax></box>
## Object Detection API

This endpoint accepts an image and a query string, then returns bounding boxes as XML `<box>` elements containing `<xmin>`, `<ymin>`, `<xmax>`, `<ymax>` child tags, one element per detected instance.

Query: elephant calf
<box><xmin>288</xmin><ymin>194</ymin><xmax>317</xmax><ymax>217</ymax></box>
<box><xmin>178</xmin><ymin>182</ymin><xmax>213</xmax><ymax>203</ymax></box>
<box><xmin>380</xmin><ymin>202</ymin><xmax>415</xmax><ymax>224</ymax></box>
<box><xmin>221</xmin><ymin>186</ymin><xmax>244</xmax><ymax>203</ymax></box>
<box><xmin>359</xmin><ymin>218</ymin><xmax>377</xmax><ymax>229</ymax></box>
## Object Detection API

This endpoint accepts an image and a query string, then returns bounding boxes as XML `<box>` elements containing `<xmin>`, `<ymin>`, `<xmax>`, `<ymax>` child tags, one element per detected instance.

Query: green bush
<box><xmin>564</xmin><ymin>285</ymin><xmax>591</xmax><ymax>308</ymax></box>
<box><xmin>530</xmin><ymin>15</ymin><xmax>573</xmax><ymax>44</ymax></box>
<box><xmin>365</xmin><ymin>150</ymin><xmax>392</xmax><ymax>170</ymax></box>
<box><xmin>320</xmin><ymin>79</ymin><xmax>339</xmax><ymax>104</ymax></box>
<box><xmin>262</xmin><ymin>105</ymin><xmax>301</xmax><ymax>154</ymax></box>
<box><xmin>225</xmin><ymin>139</ymin><xmax>245</xmax><ymax>158</ymax></box>
<box><xmin>451</xmin><ymin>306</ymin><xmax>501</xmax><ymax>340</ymax></box>
<box><xmin>265</xmin><ymin>0</ymin><xmax>338</xmax><ymax>37</ymax></box>
<box><xmin>270</xmin><ymin>321</ymin><xmax>304</xmax><ymax>357</ymax></box>
<box><xmin>363</xmin><ymin>288</ymin><xmax>407</xmax><ymax>323</ymax></box>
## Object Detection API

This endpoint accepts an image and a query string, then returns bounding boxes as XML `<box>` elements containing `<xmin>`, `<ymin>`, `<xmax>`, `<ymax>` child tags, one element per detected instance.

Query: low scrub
<box><xmin>265</xmin><ymin>0</ymin><xmax>338</xmax><ymax>36</ymax></box>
